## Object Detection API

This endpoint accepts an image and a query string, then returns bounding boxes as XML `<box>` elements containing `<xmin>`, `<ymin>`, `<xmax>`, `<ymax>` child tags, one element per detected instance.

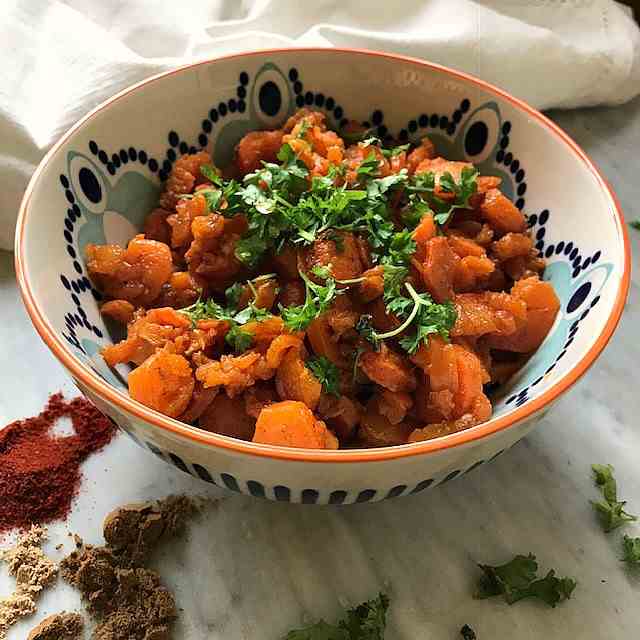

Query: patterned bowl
<box><xmin>16</xmin><ymin>48</ymin><xmax>629</xmax><ymax>504</ymax></box>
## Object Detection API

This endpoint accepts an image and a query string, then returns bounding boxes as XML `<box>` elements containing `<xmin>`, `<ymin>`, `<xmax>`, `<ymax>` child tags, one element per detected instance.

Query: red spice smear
<box><xmin>0</xmin><ymin>393</ymin><xmax>118</xmax><ymax>534</ymax></box>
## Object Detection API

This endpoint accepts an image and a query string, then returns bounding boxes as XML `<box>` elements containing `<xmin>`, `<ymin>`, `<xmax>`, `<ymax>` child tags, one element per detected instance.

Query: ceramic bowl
<box><xmin>16</xmin><ymin>48</ymin><xmax>629</xmax><ymax>504</ymax></box>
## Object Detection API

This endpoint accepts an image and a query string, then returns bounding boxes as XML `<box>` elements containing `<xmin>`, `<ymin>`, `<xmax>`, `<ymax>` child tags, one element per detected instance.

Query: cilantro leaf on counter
<box><xmin>340</xmin><ymin>593</ymin><xmax>389</xmax><ymax>640</ymax></box>
<box><xmin>621</xmin><ymin>535</ymin><xmax>640</xmax><ymax>565</ymax></box>
<box><xmin>591</xmin><ymin>464</ymin><xmax>637</xmax><ymax>532</ymax></box>
<box><xmin>307</xmin><ymin>356</ymin><xmax>341</xmax><ymax>397</ymax></box>
<box><xmin>283</xmin><ymin>593</ymin><xmax>389</xmax><ymax>640</ymax></box>
<box><xmin>475</xmin><ymin>554</ymin><xmax>576</xmax><ymax>608</ymax></box>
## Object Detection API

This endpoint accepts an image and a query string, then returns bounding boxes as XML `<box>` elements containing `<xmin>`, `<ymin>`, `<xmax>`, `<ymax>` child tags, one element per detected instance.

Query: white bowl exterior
<box><xmin>19</xmin><ymin>50</ymin><xmax>626</xmax><ymax>502</ymax></box>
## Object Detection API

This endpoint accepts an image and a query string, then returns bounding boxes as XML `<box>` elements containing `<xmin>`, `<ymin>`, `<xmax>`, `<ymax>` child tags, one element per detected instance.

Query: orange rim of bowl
<box><xmin>15</xmin><ymin>47</ymin><xmax>630</xmax><ymax>463</ymax></box>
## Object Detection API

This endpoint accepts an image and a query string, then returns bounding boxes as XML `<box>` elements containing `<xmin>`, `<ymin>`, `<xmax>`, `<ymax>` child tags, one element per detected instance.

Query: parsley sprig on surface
<box><xmin>621</xmin><ymin>535</ymin><xmax>640</xmax><ymax>565</ymax></box>
<box><xmin>590</xmin><ymin>464</ymin><xmax>637</xmax><ymax>532</ymax></box>
<box><xmin>475</xmin><ymin>554</ymin><xmax>576</xmax><ymax>607</ymax></box>
<box><xmin>284</xmin><ymin>593</ymin><xmax>389</xmax><ymax>640</ymax></box>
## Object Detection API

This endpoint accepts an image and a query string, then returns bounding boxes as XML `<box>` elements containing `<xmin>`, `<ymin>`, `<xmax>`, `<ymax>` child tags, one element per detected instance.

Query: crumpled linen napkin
<box><xmin>2</xmin><ymin>0</ymin><xmax>638</xmax><ymax>250</ymax></box>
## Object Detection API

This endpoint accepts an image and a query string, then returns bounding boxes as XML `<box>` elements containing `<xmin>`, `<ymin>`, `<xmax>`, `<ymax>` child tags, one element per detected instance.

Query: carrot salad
<box><xmin>86</xmin><ymin>109</ymin><xmax>560</xmax><ymax>449</ymax></box>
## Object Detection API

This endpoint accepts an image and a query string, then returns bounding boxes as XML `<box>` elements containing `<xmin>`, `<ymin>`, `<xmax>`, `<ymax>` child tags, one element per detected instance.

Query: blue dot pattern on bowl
<box><xmin>116</xmin><ymin>426</ymin><xmax>508</xmax><ymax>503</ymax></box>
<box><xmin>55</xmin><ymin>60</ymin><xmax>613</xmax><ymax>445</ymax></box>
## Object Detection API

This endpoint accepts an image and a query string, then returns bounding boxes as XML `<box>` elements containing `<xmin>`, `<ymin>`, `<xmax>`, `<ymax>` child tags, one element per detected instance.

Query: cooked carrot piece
<box><xmin>485</xmin><ymin>276</ymin><xmax>560</xmax><ymax>352</ymax></box>
<box><xmin>307</xmin><ymin>314</ymin><xmax>342</xmax><ymax>365</ymax></box>
<box><xmin>422</xmin><ymin>237</ymin><xmax>459</xmax><ymax>303</ymax></box>
<box><xmin>358</xmin><ymin>266</ymin><xmax>385</xmax><ymax>302</ymax></box>
<box><xmin>479</xmin><ymin>188</ymin><xmax>526</xmax><ymax>234</ymax></box>
<box><xmin>275</xmin><ymin>349</ymin><xmax>322</xmax><ymax>410</ymax></box>
<box><xmin>199</xmin><ymin>393</ymin><xmax>256</xmax><ymax>441</ymax></box>
<box><xmin>360</xmin><ymin>344</ymin><xmax>416</xmax><ymax>392</ymax></box>
<box><xmin>303</xmin><ymin>232</ymin><xmax>365</xmax><ymax>283</ymax></box>
<box><xmin>101</xmin><ymin>300</ymin><xmax>135</xmax><ymax>325</ymax></box>
<box><xmin>491</xmin><ymin>232</ymin><xmax>533</xmax><ymax>261</ymax></box>
<box><xmin>128</xmin><ymin>350</ymin><xmax>194</xmax><ymax>418</ymax></box>
<box><xmin>359</xmin><ymin>399</ymin><xmax>413</xmax><ymax>447</ymax></box>
<box><xmin>378</xmin><ymin>390</ymin><xmax>413</xmax><ymax>425</ymax></box>
<box><xmin>235</xmin><ymin>130</ymin><xmax>284</xmax><ymax>175</ymax></box>
<box><xmin>253</xmin><ymin>401</ymin><xmax>338</xmax><ymax>449</ymax></box>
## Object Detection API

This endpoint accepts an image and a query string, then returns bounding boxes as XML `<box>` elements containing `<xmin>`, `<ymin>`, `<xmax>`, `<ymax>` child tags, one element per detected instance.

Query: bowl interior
<box><xmin>18</xmin><ymin>49</ymin><xmax>627</xmax><ymax>437</ymax></box>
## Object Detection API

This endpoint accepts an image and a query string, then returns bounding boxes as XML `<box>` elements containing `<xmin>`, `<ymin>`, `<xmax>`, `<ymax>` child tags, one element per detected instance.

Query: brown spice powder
<box><xmin>0</xmin><ymin>526</ymin><xmax>57</xmax><ymax>639</ymax></box>
<box><xmin>61</xmin><ymin>495</ymin><xmax>198</xmax><ymax>640</ymax></box>
<box><xmin>27</xmin><ymin>611</ymin><xmax>84</xmax><ymax>640</ymax></box>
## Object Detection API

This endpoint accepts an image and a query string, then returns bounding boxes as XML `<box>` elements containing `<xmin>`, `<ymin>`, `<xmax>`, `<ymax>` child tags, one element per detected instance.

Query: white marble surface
<box><xmin>2</xmin><ymin>96</ymin><xmax>640</xmax><ymax>639</ymax></box>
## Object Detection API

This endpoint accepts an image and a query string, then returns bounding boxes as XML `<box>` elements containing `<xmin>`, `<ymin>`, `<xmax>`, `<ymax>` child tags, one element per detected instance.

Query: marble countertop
<box><xmin>2</xmin><ymin>96</ymin><xmax>640</xmax><ymax>640</ymax></box>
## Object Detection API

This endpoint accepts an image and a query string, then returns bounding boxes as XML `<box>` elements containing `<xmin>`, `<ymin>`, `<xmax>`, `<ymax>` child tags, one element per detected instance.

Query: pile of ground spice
<box><xmin>0</xmin><ymin>525</ymin><xmax>57</xmax><ymax>639</ymax></box>
<box><xmin>60</xmin><ymin>495</ymin><xmax>197</xmax><ymax>640</ymax></box>
<box><xmin>27</xmin><ymin>612</ymin><xmax>84</xmax><ymax>640</ymax></box>
<box><xmin>0</xmin><ymin>393</ymin><xmax>118</xmax><ymax>534</ymax></box>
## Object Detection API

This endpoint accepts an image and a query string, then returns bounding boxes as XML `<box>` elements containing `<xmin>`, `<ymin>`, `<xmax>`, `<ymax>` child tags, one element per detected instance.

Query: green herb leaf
<box><xmin>397</xmin><ymin>298</ymin><xmax>457</xmax><ymax>355</ymax></box>
<box><xmin>224</xmin><ymin>282</ymin><xmax>245</xmax><ymax>309</ymax></box>
<box><xmin>283</xmin><ymin>594</ymin><xmax>389</xmax><ymax>640</ymax></box>
<box><xmin>200</xmin><ymin>164</ymin><xmax>222</xmax><ymax>185</ymax></box>
<box><xmin>357</xmin><ymin>152</ymin><xmax>381</xmax><ymax>180</ymax></box>
<box><xmin>284</xmin><ymin>620</ymin><xmax>348</xmax><ymax>640</ymax></box>
<box><xmin>235</xmin><ymin>234</ymin><xmax>270</xmax><ymax>269</ymax></box>
<box><xmin>475</xmin><ymin>554</ymin><xmax>576</xmax><ymax>608</ymax></box>
<box><xmin>407</xmin><ymin>166</ymin><xmax>478</xmax><ymax>227</ymax></box>
<box><xmin>476</xmin><ymin>554</ymin><xmax>538</xmax><ymax>600</ymax></box>
<box><xmin>590</xmin><ymin>464</ymin><xmax>637</xmax><ymax>532</ymax></box>
<box><xmin>630</xmin><ymin>220</ymin><xmax>640</xmax><ymax>230</ymax></box>
<box><xmin>280</xmin><ymin>270</ymin><xmax>340</xmax><ymax>332</ymax></box>
<box><xmin>307</xmin><ymin>356</ymin><xmax>341</xmax><ymax>397</ymax></box>
<box><xmin>621</xmin><ymin>535</ymin><xmax>640</xmax><ymax>564</ymax></box>
<box><xmin>460</xmin><ymin>624</ymin><xmax>476</xmax><ymax>640</ymax></box>
<box><xmin>359</xmin><ymin>282</ymin><xmax>456</xmax><ymax>354</ymax></box>
<box><xmin>339</xmin><ymin>593</ymin><xmax>389</xmax><ymax>640</ymax></box>
<box><xmin>224</xmin><ymin>326</ymin><xmax>254</xmax><ymax>353</ymax></box>
<box><xmin>381</xmin><ymin>143</ymin><xmax>410</xmax><ymax>158</ymax></box>
<box><xmin>178</xmin><ymin>299</ymin><xmax>235</xmax><ymax>325</ymax></box>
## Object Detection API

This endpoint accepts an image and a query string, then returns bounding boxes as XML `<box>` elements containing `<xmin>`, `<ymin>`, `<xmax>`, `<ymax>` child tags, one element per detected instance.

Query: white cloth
<box><xmin>2</xmin><ymin>0</ymin><xmax>639</xmax><ymax>251</ymax></box>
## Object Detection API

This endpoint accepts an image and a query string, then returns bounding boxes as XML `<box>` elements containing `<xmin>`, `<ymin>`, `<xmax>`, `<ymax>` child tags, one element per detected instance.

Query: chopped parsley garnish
<box><xmin>280</xmin><ymin>269</ymin><xmax>341</xmax><ymax>332</ymax></box>
<box><xmin>178</xmin><ymin>281</ymin><xmax>274</xmax><ymax>354</ymax></box>
<box><xmin>621</xmin><ymin>535</ymin><xmax>640</xmax><ymax>565</ymax></box>
<box><xmin>591</xmin><ymin>464</ymin><xmax>637</xmax><ymax>532</ymax></box>
<box><xmin>307</xmin><ymin>356</ymin><xmax>341</xmax><ymax>396</ymax></box>
<box><xmin>357</xmin><ymin>282</ymin><xmax>456</xmax><ymax>354</ymax></box>
<box><xmin>475</xmin><ymin>554</ymin><xmax>576</xmax><ymax>607</ymax></box>
<box><xmin>408</xmin><ymin>166</ymin><xmax>478</xmax><ymax>226</ymax></box>
<box><xmin>381</xmin><ymin>143</ymin><xmax>410</xmax><ymax>158</ymax></box>
<box><xmin>197</xmin><ymin>145</ymin><xmax>477</xmax><ymax>275</ymax></box>
<box><xmin>190</xmin><ymin>145</ymin><xmax>475</xmax><ymax>349</ymax></box>
<box><xmin>283</xmin><ymin>593</ymin><xmax>389</xmax><ymax>640</ymax></box>
<box><xmin>200</xmin><ymin>164</ymin><xmax>222</xmax><ymax>184</ymax></box>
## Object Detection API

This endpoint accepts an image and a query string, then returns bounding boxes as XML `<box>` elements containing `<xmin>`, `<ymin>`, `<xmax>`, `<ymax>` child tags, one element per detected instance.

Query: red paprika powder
<box><xmin>0</xmin><ymin>393</ymin><xmax>118</xmax><ymax>534</ymax></box>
